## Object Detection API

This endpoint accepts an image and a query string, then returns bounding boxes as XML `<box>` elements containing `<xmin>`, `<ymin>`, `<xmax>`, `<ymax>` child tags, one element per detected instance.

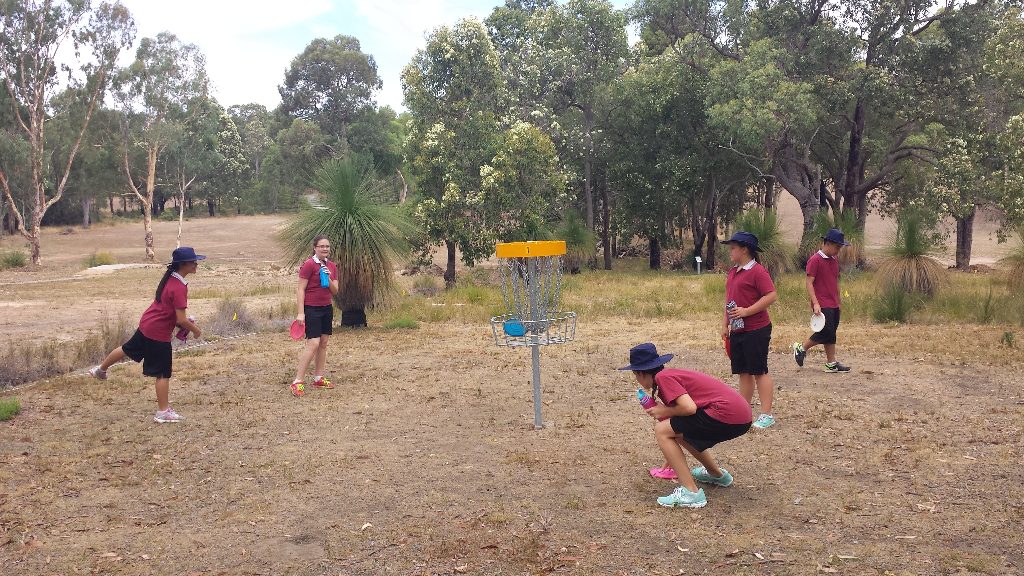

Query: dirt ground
<box><xmin>2</xmin><ymin>216</ymin><xmax>1023</xmax><ymax>575</ymax></box>
<box><xmin>2</xmin><ymin>320</ymin><xmax>1023</xmax><ymax>575</ymax></box>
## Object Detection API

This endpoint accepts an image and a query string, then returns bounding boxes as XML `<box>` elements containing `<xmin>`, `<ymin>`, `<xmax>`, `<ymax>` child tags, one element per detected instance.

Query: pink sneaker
<box><xmin>154</xmin><ymin>407</ymin><xmax>183</xmax><ymax>423</ymax></box>
<box><xmin>88</xmin><ymin>366</ymin><xmax>108</xmax><ymax>380</ymax></box>
<box><xmin>649</xmin><ymin>466</ymin><xmax>678</xmax><ymax>480</ymax></box>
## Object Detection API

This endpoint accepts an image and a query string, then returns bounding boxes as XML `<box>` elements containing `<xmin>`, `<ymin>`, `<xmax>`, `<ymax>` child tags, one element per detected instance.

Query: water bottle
<box><xmin>726</xmin><ymin>300</ymin><xmax>745</xmax><ymax>331</ymax></box>
<box><xmin>319</xmin><ymin>265</ymin><xmax>330</xmax><ymax>288</ymax></box>
<box><xmin>636</xmin><ymin>389</ymin><xmax>657</xmax><ymax>410</ymax></box>
<box><xmin>176</xmin><ymin>316</ymin><xmax>196</xmax><ymax>341</ymax></box>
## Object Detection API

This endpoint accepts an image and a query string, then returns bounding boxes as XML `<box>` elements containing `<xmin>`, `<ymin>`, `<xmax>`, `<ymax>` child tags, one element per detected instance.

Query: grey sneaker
<box><xmin>88</xmin><ymin>366</ymin><xmax>108</xmax><ymax>380</ymax></box>
<box><xmin>154</xmin><ymin>407</ymin><xmax>183</xmax><ymax>423</ymax></box>
<box><xmin>824</xmin><ymin>361</ymin><xmax>851</xmax><ymax>373</ymax></box>
<box><xmin>657</xmin><ymin>486</ymin><xmax>707</xmax><ymax>508</ymax></box>
<box><xmin>691</xmin><ymin>466</ymin><xmax>734</xmax><ymax>487</ymax></box>
<box><xmin>792</xmin><ymin>343</ymin><xmax>806</xmax><ymax>367</ymax></box>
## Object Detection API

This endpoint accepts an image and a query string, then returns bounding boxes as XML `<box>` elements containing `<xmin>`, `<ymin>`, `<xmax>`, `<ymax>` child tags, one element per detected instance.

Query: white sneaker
<box><xmin>88</xmin><ymin>366</ymin><xmax>108</xmax><ymax>380</ymax></box>
<box><xmin>154</xmin><ymin>407</ymin><xmax>183</xmax><ymax>423</ymax></box>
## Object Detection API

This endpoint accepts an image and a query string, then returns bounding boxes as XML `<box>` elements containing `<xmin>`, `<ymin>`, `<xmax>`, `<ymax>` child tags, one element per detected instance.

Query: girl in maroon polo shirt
<box><xmin>721</xmin><ymin>231</ymin><xmax>779</xmax><ymax>429</ymax></box>
<box><xmin>88</xmin><ymin>247</ymin><xmax>204</xmax><ymax>424</ymax></box>
<box><xmin>290</xmin><ymin>235</ymin><xmax>340</xmax><ymax>397</ymax></box>
<box><xmin>621</xmin><ymin>343</ymin><xmax>752</xmax><ymax>508</ymax></box>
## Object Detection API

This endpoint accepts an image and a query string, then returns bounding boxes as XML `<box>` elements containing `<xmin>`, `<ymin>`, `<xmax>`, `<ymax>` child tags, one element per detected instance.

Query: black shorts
<box><xmin>670</xmin><ymin>408</ymin><xmax>752</xmax><ymax>452</ymax></box>
<box><xmin>121</xmin><ymin>329</ymin><xmax>173</xmax><ymax>378</ymax></box>
<box><xmin>729</xmin><ymin>323</ymin><xmax>771</xmax><ymax>376</ymax></box>
<box><xmin>304</xmin><ymin>305</ymin><xmax>334</xmax><ymax>339</ymax></box>
<box><xmin>810</xmin><ymin>307</ymin><xmax>841</xmax><ymax>345</ymax></box>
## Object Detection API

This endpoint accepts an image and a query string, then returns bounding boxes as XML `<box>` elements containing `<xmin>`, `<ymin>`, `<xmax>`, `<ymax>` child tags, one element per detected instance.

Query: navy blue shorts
<box><xmin>304</xmin><ymin>305</ymin><xmax>333</xmax><ymax>339</ymax></box>
<box><xmin>121</xmin><ymin>329</ymin><xmax>173</xmax><ymax>378</ymax></box>
<box><xmin>729</xmin><ymin>323</ymin><xmax>771</xmax><ymax>376</ymax></box>
<box><xmin>810</xmin><ymin>308</ymin><xmax>841</xmax><ymax>345</ymax></box>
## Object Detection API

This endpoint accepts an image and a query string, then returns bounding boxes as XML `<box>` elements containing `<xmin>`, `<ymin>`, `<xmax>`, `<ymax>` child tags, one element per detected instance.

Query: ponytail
<box><xmin>155</xmin><ymin>262</ymin><xmax>182</xmax><ymax>303</ymax></box>
<box><xmin>641</xmin><ymin>365</ymin><xmax>665</xmax><ymax>401</ymax></box>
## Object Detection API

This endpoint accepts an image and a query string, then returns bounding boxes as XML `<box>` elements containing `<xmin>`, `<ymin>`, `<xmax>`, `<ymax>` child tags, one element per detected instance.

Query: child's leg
<box><xmin>155</xmin><ymin>377</ymin><xmax>170</xmax><ymax>411</ymax></box>
<box><xmin>655</xmin><ymin>420</ymin><xmax>699</xmax><ymax>493</ymax></box>
<box><xmin>802</xmin><ymin>338</ymin><xmax>819</xmax><ymax>351</ymax></box>
<box><xmin>99</xmin><ymin>347</ymin><xmax>126</xmax><ymax>371</ymax></box>
<box><xmin>314</xmin><ymin>334</ymin><xmax>330</xmax><ymax>377</ymax></box>
<box><xmin>676</xmin><ymin>438</ymin><xmax>723</xmax><ymax>477</ymax></box>
<box><xmin>824</xmin><ymin>343</ymin><xmax>837</xmax><ymax>363</ymax></box>
<box><xmin>738</xmin><ymin>373</ymin><xmax>755</xmax><ymax>403</ymax></box>
<box><xmin>755</xmin><ymin>372</ymin><xmax>774</xmax><ymax>414</ymax></box>
<box><xmin>294</xmin><ymin>338</ymin><xmax>320</xmax><ymax>381</ymax></box>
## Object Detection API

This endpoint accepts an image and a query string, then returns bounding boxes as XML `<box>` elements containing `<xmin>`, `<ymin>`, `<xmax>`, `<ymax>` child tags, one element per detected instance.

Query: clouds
<box><xmin>117</xmin><ymin>0</ymin><xmax>334</xmax><ymax>109</ymax></box>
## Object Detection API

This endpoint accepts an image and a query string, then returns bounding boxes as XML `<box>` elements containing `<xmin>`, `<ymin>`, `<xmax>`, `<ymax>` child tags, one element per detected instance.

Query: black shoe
<box><xmin>792</xmin><ymin>343</ymin><xmax>806</xmax><ymax>367</ymax></box>
<box><xmin>824</xmin><ymin>361</ymin><xmax>851</xmax><ymax>373</ymax></box>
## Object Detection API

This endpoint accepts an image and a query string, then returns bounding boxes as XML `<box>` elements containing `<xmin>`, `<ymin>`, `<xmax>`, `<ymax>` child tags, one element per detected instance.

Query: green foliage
<box><xmin>84</xmin><ymin>252</ymin><xmax>117</xmax><ymax>267</ymax></box>
<box><xmin>733</xmin><ymin>210</ymin><xmax>794</xmax><ymax>278</ymax></box>
<box><xmin>557</xmin><ymin>210</ymin><xmax>596</xmax><ymax>273</ymax></box>
<box><xmin>877</xmin><ymin>211</ymin><xmax>945</xmax><ymax>297</ymax></box>
<box><xmin>0</xmin><ymin>251</ymin><xmax>28</xmax><ymax>270</ymax></box>
<box><xmin>800</xmin><ymin>210</ymin><xmax>864</xmax><ymax>271</ymax></box>
<box><xmin>1000</xmin><ymin>228</ymin><xmax>1024</xmax><ymax>294</ymax></box>
<box><xmin>279</xmin><ymin>160</ymin><xmax>419</xmax><ymax>311</ymax></box>
<box><xmin>0</xmin><ymin>398</ymin><xmax>20</xmax><ymax>421</ymax></box>
<box><xmin>279</xmin><ymin>35</ymin><xmax>382</xmax><ymax>140</ymax></box>
<box><xmin>384</xmin><ymin>316</ymin><xmax>420</xmax><ymax>330</ymax></box>
<box><xmin>1001</xmin><ymin>331</ymin><xmax>1015</xmax><ymax>347</ymax></box>
<box><xmin>872</xmin><ymin>284</ymin><xmax>919</xmax><ymax>324</ymax></box>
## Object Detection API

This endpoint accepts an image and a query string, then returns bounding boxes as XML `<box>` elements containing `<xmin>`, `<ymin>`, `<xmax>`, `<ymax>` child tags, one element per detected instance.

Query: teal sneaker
<box><xmin>691</xmin><ymin>466</ymin><xmax>734</xmax><ymax>487</ymax></box>
<box><xmin>657</xmin><ymin>486</ymin><xmax>707</xmax><ymax>508</ymax></box>
<box><xmin>752</xmin><ymin>413</ymin><xmax>775</xmax><ymax>429</ymax></box>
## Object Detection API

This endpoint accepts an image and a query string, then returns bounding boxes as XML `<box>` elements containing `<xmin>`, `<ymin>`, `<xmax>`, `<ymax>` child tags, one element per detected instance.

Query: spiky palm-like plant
<box><xmin>800</xmin><ymin>209</ymin><xmax>864</xmax><ymax>270</ymax></box>
<box><xmin>1000</xmin><ymin>226</ymin><xmax>1024</xmax><ymax>294</ymax></box>
<box><xmin>557</xmin><ymin>210</ymin><xmax>597</xmax><ymax>274</ymax></box>
<box><xmin>733</xmin><ymin>210</ymin><xmax>795</xmax><ymax>279</ymax></box>
<box><xmin>876</xmin><ymin>211</ymin><xmax>944</xmax><ymax>298</ymax></box>
<box><xmin>279</xmin><ymin>160</ymin><xmax>419</xmax><ymax>326</ymax></box>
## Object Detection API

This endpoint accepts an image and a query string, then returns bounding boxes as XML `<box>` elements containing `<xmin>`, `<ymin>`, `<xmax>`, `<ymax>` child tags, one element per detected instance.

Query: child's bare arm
<box><xmin>175</xmin><ymin>308</ymin><xmax>200</xmax><ymax>338</ymax></box>
<box><xmin>647</xmin><ymin>394</ymin><xmax>698</xmax><ymax>419</ymax></box>
<box><xmin>806</xmin><ymin>275</ymin><xmax>821</xmax><ymax>314</ymax></box>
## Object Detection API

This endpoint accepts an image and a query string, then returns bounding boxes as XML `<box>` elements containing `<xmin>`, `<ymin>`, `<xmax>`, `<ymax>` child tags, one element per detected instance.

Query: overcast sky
<box><xmin>115</xmin><ymin>0</ymin><xmax>632</xmax><ymax>113</ymax></box>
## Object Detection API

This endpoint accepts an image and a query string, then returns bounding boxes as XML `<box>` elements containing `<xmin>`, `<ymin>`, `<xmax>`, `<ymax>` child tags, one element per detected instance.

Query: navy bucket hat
<box><xmin>618</xmin><ymin>343</ymin><xmax>674</xmax><ymax>371</ymax></box>
<box><xmin>170</xmin><ymin>246</ymin><xmax>207</xmax><ymax>264</ymax></box>
<box><xmin>721</xmin><ymin>231</ymin><xmax>761</xmax><ymax>252</ymax></box>
<box><xmin>822</xmin><ymin>228</ymin><xmax>851</xmax><ymax>246</ymax></box>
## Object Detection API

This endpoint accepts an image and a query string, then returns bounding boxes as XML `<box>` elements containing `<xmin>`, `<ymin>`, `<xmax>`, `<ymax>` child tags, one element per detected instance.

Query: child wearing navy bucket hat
<box><xmin>793</xmin><ymin>228</ymin><xmax>852</xmax><ymax>373</ymax></box>
<box><xmin>721</xmin><ymin>231</ymin><xmax>779</xmax><ymax>429</ymax></box>
<box><xmin>88</xmin><ymin>247</ymin><xmax>205</xmax><ymax>423</ymax></box>
<box><xmin>622</xmin><ymin>343</ymin><xmax>753</xmax><ymax>508</ymax></box>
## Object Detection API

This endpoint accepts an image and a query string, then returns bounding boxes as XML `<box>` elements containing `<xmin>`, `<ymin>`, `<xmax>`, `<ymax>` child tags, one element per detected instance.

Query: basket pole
<box><xmin>528</xmin><ymin>257</ymin><xmax>544</xmax><ymax>429</ymax></box>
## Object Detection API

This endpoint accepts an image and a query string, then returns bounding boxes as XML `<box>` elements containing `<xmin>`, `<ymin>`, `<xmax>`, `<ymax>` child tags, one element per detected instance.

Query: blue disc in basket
<box><xmin>503</xmin><ymin>319</ymin><xmax>526</xmax><ymax>337</ymax></box>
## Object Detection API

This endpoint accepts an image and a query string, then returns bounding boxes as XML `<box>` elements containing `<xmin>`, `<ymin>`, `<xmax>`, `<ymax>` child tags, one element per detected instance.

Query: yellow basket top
<box><xmin>495</xmin><ymin>240</ymin><xmax>567</xmax><ymax>258</ymax></box>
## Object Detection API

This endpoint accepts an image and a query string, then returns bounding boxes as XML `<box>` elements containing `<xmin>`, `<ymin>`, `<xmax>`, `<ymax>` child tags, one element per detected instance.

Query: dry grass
<box><xmin>1</xmin><ymin>321</ymin><xmax>1021</xmax><ymax>574</ymax></box>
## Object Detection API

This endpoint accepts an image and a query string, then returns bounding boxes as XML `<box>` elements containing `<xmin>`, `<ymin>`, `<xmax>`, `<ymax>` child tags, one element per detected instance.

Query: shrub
<box><xmin>557</xmin><ymin>210</ymin><xmax>597</xmax><ymax>274</ymax></box>
<box><xmin>208</xmin><ymin>298</ymin><xmax>259</xmax><ymax>337</ymax></box>
<box><xmin>0</xmin><ymin>398</ymin><xmax>20</xmax><ymax>421</ymax></box>
<box><xmin>1000</xmin><ymin>227</ymin><xmax>1024</xmax><ymax>294</ymax></box>
<box><xmin>84</xmin><ymin>252</ymin><xmax>117</xmax><ymax>268</ymax></box>
<box><xmin>384</xmin><ymin>316</ymin><xmax>420</xmax><ymax>329</ymax></box>
<box><xmin>411</xmin><ymin>274</ymin><xmax>441</xmax><ymax>297</ymax></box>
<box><xmin>0</xmin><ymin>250</ymin><xmax>27</xmax><ymax>270</ymax></box>
<box><xmin>732</xmin><ymin>210</ymin><xmax>795</xmax><ymax>278</ymax></box>
<box><xmin>876</xmin><ymin>211</ymin><xmax>944</xmax><ymax>297</ymax></box>
<box><xmin>872</xmin><ymin>284</ymin><xmax>920</xmax><ymax>323</ymax></box>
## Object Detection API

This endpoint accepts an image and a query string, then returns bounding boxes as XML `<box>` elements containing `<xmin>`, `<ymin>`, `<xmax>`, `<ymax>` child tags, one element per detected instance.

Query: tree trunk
<box><xmin>397</xmin><ymin>168</ymin><xmax>408</xmax><ymax>204</ymax></box>
<box><xmin>842</xmin><ymin>98</ymin><xmax>870</xmax><ymax>231</ymax></box>
<box><xmin>142</xmin><ymin>203</ymin><xmax>154</xmax><ymax>261</ymax></box>
<box><xmin>649</xmin><ymin>236</ymin><xmax>661</xmax><ymax>270</ymax></box>
<box><xmin>341</xmin><ymin>308</ymin><xmax>367</xmax><ymax>327</ymax></box>
<box><xmin>444</xmin><ymin>240</ymin><xmax>457</xmax><ymax>288</ymax></box>
<box><xmin>207</xmin><ymin>198</ymin><xmax>215</xmax><ymax>217</ymax></box>
<box><xmin>763</xmin><ymin>176</ymin><xmax>775</xmax><ymax>211</ymax></box>
<box><xmin>82</xmin><ymin>197</ymin><xmax>93</xmax><ymax>228</ymax></box>
<box><xmin>121</xmin><ymin>194</ymin><xmax>127</xmax><ymax>213</ymax></box>
<box><xmin>108</xmin><ymin>195</ymin><xmax>114</xmax><ymax>214</ymax></box>
<box><xmin>601</xmin><ymin>170</ymin><xmax>612</xmax><ymax>270</ymax></box>
<box><xmin>955</xmin><ymin>207</ymin><xmax>976</xmax><ymax>270</ymax></box>
<box><xmin>583</xmin><ymin>106</ymin><xmax>595</xmax><ymax>230</ymax></box>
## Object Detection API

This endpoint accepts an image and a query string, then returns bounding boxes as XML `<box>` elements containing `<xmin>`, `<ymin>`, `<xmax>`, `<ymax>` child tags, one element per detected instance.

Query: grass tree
<box><xmin>733</xmin><ymin>210</ymin><xmax>795</xmax><ymax>279</ymax></box>
<box><xmin>876</xmin><ymin>211</ymin><xmax>945</xmax><ymax>298</ymax></box>
<box><xmin>800</xmin><ymin>210</ymin><xmax>864</xmax><ymax>271</ymax></box>
<box><xmin>1000</xmin><ymin>226</ymin><xmax>1024</xmax><ymax>294</ymax></box>
<box><xmin>557</xmin><ymin>210</ymin><xmax>596</xmax><ymax>274</ymax></box>
<box><xmin>279</xmin><ymin>160</ymin><xmax>419</xmax><ymax>327</ymax></box>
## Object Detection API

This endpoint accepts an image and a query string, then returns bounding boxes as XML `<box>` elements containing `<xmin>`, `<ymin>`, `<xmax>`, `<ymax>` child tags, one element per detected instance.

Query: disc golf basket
<box><xmin>490</xmin><ymin>240</ymin><xmax>577</xmax><ymax>429</ymax></box>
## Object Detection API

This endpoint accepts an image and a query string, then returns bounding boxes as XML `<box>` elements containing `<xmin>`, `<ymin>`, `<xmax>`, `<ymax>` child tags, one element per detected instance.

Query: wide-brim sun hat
<box><xmin>822</xmin><ymin>228</ymin><xmax>851</xmax><ymax>246</ymax></box>
<box><xmin>618</xmin><ymin>342</ymin><xmax>674</xmax><ymax>371</ymax></box>
<box><xmin>170</xmin><ymin>246</ymin><xmax>207</xmax><ymax>264</ymax></box>
<box><xmin>720</xmin><ymin>231</ymin><xmax>761</xmax><ymax>252</ymax></box>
